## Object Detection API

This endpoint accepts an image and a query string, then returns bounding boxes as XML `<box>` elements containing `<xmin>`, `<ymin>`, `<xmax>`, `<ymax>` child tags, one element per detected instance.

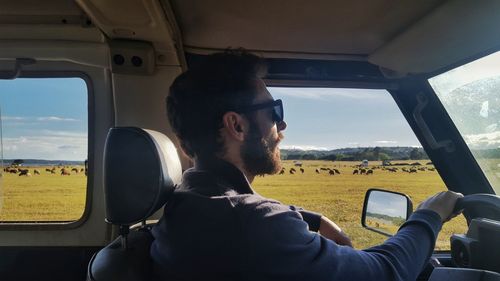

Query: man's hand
<box><xmin>319</xmin><ymin>216</ymin><xmax>353</xmax><ymax>247</ymax></box>
<box><xmin>416</xmin><ymin>191</ymin><xmax>464</xmax><ymax>222</ymax></box>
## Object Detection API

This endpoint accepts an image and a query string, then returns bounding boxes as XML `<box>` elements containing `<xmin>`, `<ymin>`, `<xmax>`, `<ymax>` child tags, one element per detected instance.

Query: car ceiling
<box><xmin>171</xmin><ymin>0</ymin><xmax>444</xmax><ymax>58</ymax></box>
<box><xmin>2</xmin><ymin>0</ymin><xmax>500</xmax><ymax>75</ymax></box>
<box><xmin>170</xmin><ymin>0</ymin><xmax>500</xmax><ymax>75</ymax></box>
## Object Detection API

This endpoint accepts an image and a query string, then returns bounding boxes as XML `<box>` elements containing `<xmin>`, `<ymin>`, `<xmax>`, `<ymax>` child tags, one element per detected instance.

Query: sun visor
<box><xmin>369</xmin><ymin>0</ymin><xmax>500</xmax><ymax>75</ymax></box>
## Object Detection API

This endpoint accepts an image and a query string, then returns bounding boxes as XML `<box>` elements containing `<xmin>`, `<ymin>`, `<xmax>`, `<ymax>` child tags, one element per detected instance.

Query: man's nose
<box><xmin>277</xmin><ymin>120</ymin><xmax>287</xmax><ymax>132</ymax></box>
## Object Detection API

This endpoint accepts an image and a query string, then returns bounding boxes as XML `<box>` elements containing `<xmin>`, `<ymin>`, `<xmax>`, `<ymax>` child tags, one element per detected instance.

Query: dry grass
<box><xmin>253</xmin><ymin>160</ymin><xmax>468</xmax><ymax>250</ymax></box>
<box><xmin>0</xmin><ymin>160</ymin><xmax>476</xmax><ymax>251</ymax></box>
<box><xmin>0</xmin><ymin>166</ymin><xmax>86</xmax><ymax>221</ymax></box>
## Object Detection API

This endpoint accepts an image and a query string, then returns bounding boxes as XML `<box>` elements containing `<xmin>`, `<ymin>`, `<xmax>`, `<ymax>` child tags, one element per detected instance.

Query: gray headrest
<box><xmin>103</xmin><ymin>127</ymin><xmax>182</xmax><ymax>225</ymax></box>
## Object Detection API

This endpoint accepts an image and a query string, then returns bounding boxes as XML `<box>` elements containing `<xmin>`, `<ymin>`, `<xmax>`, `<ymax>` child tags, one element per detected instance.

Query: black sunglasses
<box><xmin>233</xmin><ymin>99</ymin><xmax>284</xmax><ymax>123</ymax></box>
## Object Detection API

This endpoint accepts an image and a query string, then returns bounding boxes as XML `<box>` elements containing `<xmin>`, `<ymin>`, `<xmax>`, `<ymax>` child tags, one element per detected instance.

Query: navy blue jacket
<box><xmin>151</xmin><ymin>158</ymin><xmax>442</xmax><ymax>280</ymax></box>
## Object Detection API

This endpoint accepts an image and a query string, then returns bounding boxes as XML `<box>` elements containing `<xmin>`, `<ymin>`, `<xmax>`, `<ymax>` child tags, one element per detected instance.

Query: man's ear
<box><xmin>222</xmin><ymin>111</ymin><xmax>246</xmax><ymax>142</ymax></box>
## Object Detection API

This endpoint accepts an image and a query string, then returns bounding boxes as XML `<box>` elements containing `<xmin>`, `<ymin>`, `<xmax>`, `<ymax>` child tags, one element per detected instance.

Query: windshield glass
<box><xmin>429</xmin><ymin>51</ymin><xmax>500</xmax><ymax>194</ymax></box>
<box><xmin>252</xmin><ymin>87</ymin><xmax>466</xmax><ymax>250</ymax></box>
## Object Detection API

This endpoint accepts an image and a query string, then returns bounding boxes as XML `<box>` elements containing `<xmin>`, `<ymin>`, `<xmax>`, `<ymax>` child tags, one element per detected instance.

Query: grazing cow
<box><xmin>61</xmin><ymin>168</ymin><xmax>71</xmax><ymax>176</ymax></box>
<box><xmin>6</xmin><ymin>167</ymin><xmax>18</xmax><ymax>173</ymax></box>
<box><xmin>352</xmin><ymin>169</ymin><xmax>359</xmax><ymax>175</ymax></box>
<box><xmin>45</xmin><ymin>168</ymin><xmax>52</xmax><ymax>172</ymax></box>
<box><xmin>19</xmin><ymin>170</ymin><xmax>31</xmax><ymax>177</ymax></box>
<box><xmin>402</xmin><ymin>168</ymin><xmax>408</xmax><ymax>172</ymax></box>
<box><xmin>328</xmin><ymin>170</ymin><xmax>335</xmax><ymax>175</ymax></box>
<box><xmin>333</xmin><ymin>169</ymin><xmax>340</xmax><ymax>174</ymax></box>
<box><xmin>279</xmin><ymin>170</ymin><xmax>285</xmax><ymax>175</ymax></box>
<box><xmin>429</xmin><ymin>168</ymin><xmax>436</xmax><ymax>171</ymax></box>
<box><xmin>290</xmin><ymin>168</ymin><xmax>296</xmax><ymax>173</ymax></box>
<box><xmin>289</xmin><ymin>169</ymin><xmax>295</xmax><ymax>175</ymax></box>
<box><xmin>80</xmin><ymin>168</ymin><xmax>85</xmax><ymax>172</ymax></box>
<box><xmin>315</xmin><ymin>169</ymin><xmax>320</xmax><ymax>174</ymax></box>
<box><xmin>300</xmin><ymin>168</ymin><xmax>304</xmax><ymax>174</ymax></box>
<box><xmin>34</xmin><ymin>169</ymin><xmax>40</xmax><ymax>175</ymax></box>
<box><xmin>360</xmin><ymin>169</ymin><xmax>366</xmax><ymax>175</ymax></box>
<box><xmin>409</xmin><ymin>169</ymin><xmax>417</xmax><ymax>173</ymax></box>
<box><xmin>71</xmin><ymin>168</ymin><xmax>79</xmax><ymax>173</ymax></box>
<box><xmin>320</xmin><ymin>167</ymin><xmax>329</xmax><ymax>171</ymax></box>
<box><xmin>366</xmin><ymin>170</ymin><xmax>373</xmax><ymax>175</ymax></box>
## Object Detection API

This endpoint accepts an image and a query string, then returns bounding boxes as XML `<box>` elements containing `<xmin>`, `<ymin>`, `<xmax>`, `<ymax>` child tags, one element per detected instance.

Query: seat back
<box><xmin>88</xmin><ymin>127</ymin><xmax>182</xmax><ymax>281</ymax></box>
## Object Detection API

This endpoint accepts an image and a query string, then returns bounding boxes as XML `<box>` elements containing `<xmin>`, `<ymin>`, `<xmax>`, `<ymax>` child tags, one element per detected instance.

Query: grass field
<box><xmin>252</xmin><ymin>160</ymin><xmax>468</xmax><ymax>250</ymax></box>
<box><xmin>0</xmin><ymin>166</ymin><xmax>87</xmax><ymax>221</ymax></box>
<box><xmin>0</xmin><ymin>160</ymin><xmax>472</xmax><ymax>250</ymax></box>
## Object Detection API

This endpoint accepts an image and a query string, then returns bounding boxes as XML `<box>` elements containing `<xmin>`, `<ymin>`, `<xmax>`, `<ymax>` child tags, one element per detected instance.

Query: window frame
<box><xmin>0</xmin><ymin>71</ymin><xmax>94</xmax><ymax>229</ymax></box>
<box><xmin>420</xmin><ymin>46</ymin><xmax>500</xmax><ymax>196</ymax></box>
<box><xmin>259</xmin><ymin>83</ymin><xmax>465</xmax><ymax>252</ymax></box>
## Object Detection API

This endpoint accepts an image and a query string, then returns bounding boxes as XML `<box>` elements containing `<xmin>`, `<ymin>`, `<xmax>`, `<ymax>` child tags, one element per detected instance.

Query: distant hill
<box><xmin>281</xmin><ymin>146</ymin><xmax>427</xmax><ymax>161</ymax></box>
<box><xmin>281</xmin><ymin>146</ymin><xmax>500</xmax><ymax>161</ymax></box>
<box><xmin>3</xmin><ymin>159</ymin><xmax>84</xmax><ymax>166</ymax></box>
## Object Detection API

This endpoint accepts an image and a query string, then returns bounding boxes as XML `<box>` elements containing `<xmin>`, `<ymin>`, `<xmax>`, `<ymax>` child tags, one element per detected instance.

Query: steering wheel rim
<box><xmin>453</xmin><ymin>194</ymin><xmax>500</xmax><ymax>222</ymax></box>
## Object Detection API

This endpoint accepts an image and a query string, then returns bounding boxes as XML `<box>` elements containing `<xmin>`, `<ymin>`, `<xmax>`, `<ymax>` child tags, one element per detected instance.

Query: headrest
<box><xmin>103</xmin><ymin>127</ymin><xmax>182</xmax><ymax>225</ymax></box>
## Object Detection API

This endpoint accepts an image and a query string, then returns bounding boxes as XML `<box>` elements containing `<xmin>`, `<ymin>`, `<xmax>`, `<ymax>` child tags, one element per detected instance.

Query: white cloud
<box><xmin>39</xmin><ymin>130</ymin><xmax>86</xmax><ymax>138</ymax></box>
<box><xmin>2</xmin><ymin>131</ymin><xmax>87</xmax><ymax>160</ymax></box>
<box><xmin>281</xmin><ymin>145</ymin><xmax>330</xmax><ymax>151</ymax></box>
<box><xmin>2</xmin><ymin>116</ymin><xmax>26</xmax><ymax>121</ymax></box>
<box><xmin>36</xmin><ymin>116</ymin><xmax>78</xmax><ymax>122</ymax></box>
<box><xmin>375</xmin><ymin>140</ymin><xmax>398</xmax><ymax>144</ymax></box>
<box><xmin>3</xmin><ymin>144</ymin><xmax>18</xmax><ymax>151</ymax></box>
<box><xmin>464</xmin><ymin>131</ymin><xmax>500</xmax><ymax>149</ymax></box>
<box><xmin>269</xmin><ymin>87</ymin><xmax>387</xmax><ymax>101</ymax></box>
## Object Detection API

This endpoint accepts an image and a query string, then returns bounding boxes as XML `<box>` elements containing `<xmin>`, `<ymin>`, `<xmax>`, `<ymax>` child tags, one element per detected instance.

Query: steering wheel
<box><xmin>453</xmin><ymin>194</ymin><xmax>500</xmax><ymax>222</ymax></box>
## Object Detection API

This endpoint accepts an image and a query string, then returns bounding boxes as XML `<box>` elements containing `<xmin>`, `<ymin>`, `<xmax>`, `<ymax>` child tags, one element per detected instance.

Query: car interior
<box><xmin>0</xmin><ymin>0</ymin><xmax>499</xmax><ymax>280</ymax></box>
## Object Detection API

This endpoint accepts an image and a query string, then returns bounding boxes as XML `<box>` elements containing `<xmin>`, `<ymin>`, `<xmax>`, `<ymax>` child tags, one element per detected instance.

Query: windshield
<box><xmin>429</xmin><ymin>51</ymin><xmax>500</xmax><ymax>194</ymax></box>
<box><xmin>252</xmin><ymin>87</ymin><xmax>466</xmax><ymax>250</ymax></box>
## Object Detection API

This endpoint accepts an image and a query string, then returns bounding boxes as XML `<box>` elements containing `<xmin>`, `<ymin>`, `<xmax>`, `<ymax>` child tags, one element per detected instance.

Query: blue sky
<box><xmin>0</xmin><ymin>78</ymin><xmax>422</xmax><ymax>160</ymax></box>
<box><xmin>366</xmin><ymin>190</ymin><xmax>408</xmax><ymax>218</ymax></box>
<box><xmin>0</xmin><ymin>78</ymin><xmax>87</xmax><ymax>161</ymax></box>
<box><xmin>269</xmin><ymin>87</ymin><xmax>420</xmax><ymax>150</ymax></box>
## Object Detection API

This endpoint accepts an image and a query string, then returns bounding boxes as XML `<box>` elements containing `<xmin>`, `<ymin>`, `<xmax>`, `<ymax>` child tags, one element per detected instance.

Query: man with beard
<box><xmin>151</xmin><ymin>50</ymin><xmax>463</xmax><ymax>281</ymax></box>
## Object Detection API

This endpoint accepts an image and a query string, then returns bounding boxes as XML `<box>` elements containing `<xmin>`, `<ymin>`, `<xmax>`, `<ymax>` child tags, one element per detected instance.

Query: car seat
<box><xmin>87</xmin><ymin>127</ymin><xmax>182</xmax><ymax>281</ymax></box>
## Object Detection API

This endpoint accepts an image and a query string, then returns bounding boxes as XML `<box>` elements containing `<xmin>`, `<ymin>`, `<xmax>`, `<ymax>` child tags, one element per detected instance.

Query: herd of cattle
<box><xmin>3</xmin><ymin>166</ymin><xmax>87</xmax><ymax>177</ymax></box>
<box><xmin>278</xmin><ymin>164</ymin><xmax>436</xmax><ymax>176</ymax></box>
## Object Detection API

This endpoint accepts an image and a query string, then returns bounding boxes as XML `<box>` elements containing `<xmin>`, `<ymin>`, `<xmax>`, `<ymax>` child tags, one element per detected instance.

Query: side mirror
<box><xmin>361</xmin><ymin>188</ymin><xmax>413</xmax><ymax>237</ymax></box>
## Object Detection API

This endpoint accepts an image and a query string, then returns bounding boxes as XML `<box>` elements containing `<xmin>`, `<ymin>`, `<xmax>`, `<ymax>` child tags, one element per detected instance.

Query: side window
<box><xmin>429</xmin><ymin>50</ymin><xmax>500</xmax><ymax>195</ymax></box>
<box><xmin>252</xmin><ymin>87</ymin><xmax>467</xmax><ymax>250</ymax></box>
<box><xmin>0</xmin><ymin>77</ymin><xmax>88</xmax><ymax>223</ymax></box>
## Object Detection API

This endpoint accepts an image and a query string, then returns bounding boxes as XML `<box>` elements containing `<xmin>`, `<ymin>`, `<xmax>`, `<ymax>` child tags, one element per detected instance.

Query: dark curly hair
<box><xmin>167</xmin><ymin>49</ymin><xmax>266</xmax><ymax>158</ymax></box>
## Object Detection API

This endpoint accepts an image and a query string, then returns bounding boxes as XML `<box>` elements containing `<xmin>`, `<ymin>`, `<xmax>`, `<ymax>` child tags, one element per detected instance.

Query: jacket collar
<box><xmin>180</xmin><ymin>157</ymin><xmax>254</xmax><ymax>195</ymax></box>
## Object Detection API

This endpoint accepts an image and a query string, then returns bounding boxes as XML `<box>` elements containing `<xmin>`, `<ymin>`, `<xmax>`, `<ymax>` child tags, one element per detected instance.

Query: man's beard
<box><xmin>241</xmin><ymin>118</ymin><xmax>283</xmax><ymax>176</ymax></box>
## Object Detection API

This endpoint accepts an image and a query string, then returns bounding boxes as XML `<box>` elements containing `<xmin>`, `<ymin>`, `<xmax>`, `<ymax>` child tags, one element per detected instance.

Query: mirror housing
<box><xmin>362</xmin><ymin>188</ymin><xmax>413</xmax><ymax>237</ymax></box>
